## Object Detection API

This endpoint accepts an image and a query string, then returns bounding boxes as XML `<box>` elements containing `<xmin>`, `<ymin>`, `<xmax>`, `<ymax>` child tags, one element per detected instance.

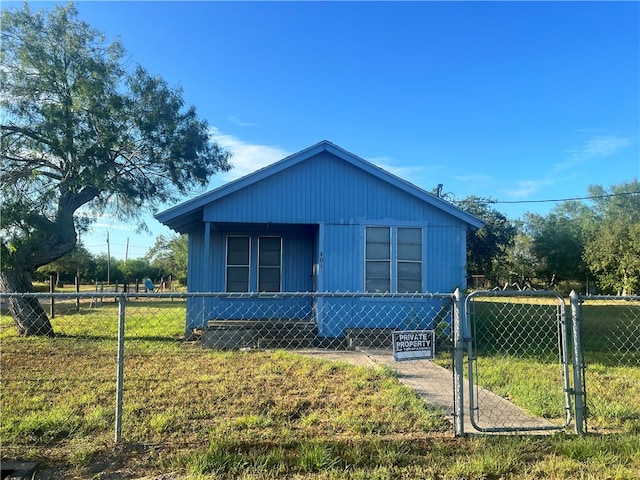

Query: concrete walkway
<box><xmin>297</xmin><ymin>348</ymin><xmax>561</xmax><ymax>435</ymax></box>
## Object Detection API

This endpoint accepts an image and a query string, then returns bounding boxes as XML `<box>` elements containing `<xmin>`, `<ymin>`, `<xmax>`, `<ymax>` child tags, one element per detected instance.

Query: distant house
<box><xmin>156</xmin><ymin>141</ymin><xmax>483</xmax><ymax>338</ymax></box>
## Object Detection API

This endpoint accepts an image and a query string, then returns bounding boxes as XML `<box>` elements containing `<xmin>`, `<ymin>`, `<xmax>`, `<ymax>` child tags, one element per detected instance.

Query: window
<box><xmin>365</xmin><ymin>226</ymin><xmax>423</xmax><ymax>293</ymax></box>
<box><xmin>258</xmin><ymin>237</ymin><xmax>282</xmax><ymax>292</ymax></box>
<box><xmin>397</xmin><ymin>227</ymin><xmax>422</xmax><ymax>292</ymax></box>
<box><xmin>365</xmin><ymin>227</ymin><xmax>391</xmax><ymax>292</ymax></box>
<box><xmin>226</xmin><ymin>236</ymin><xmax>250</xmax><ymax>292</ymax></box>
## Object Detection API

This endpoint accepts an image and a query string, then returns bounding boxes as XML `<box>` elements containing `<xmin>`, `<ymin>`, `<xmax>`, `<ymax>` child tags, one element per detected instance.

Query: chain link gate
<box><xmin>463</xmin><ymin>290</ymin><xmax>573</xmax><ymax>433</ymax></box>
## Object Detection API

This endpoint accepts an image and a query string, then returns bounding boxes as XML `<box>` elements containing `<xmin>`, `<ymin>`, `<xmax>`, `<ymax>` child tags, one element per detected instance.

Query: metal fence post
<box><xmin>569</xmin><ymin>290</ymin><xmax>586</xmax><ymax>435</ymax></box>
<box><xmin>453</xmin><ymin>288</ymin><xmax>465</xmax><ymax>437</ymax></box>
<box><xmin>49</xmin><ymin>274</ymin><xmax>55</xmax><ymax>318</ymax></box>
<box><xmin>115</xmin><ymin>293</ymin><xmax>126</xmax><ymax>443</ymax></box>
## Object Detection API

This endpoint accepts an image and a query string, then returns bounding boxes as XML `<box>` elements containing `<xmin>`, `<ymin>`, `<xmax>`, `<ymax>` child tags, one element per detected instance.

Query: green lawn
<box><xmin>1</xmin><ymin>297</ymin><xmax>639</xmax><ymax>478</ymax></box>
<box><xmin>469</xmin><ymin>297</ymin><xmax>640</xmax><ymax>433</ymax></box>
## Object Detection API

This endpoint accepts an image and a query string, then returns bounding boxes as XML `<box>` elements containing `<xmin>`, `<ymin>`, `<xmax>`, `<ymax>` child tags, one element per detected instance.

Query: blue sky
<box><xmin>8</xmin><ymin>1</ymin><xmax>640</xmax><ymax>259</ymax></box>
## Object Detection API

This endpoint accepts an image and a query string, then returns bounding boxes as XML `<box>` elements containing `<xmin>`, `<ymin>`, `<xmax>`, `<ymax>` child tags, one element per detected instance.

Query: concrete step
<box><xmin>202</xmin><ymin>320</ymin><xmax>318</xmax><ymax>350</ymax></box>
<box><xmin>207</xmin><ymin>319</ymin><xmax>315</xmax><ymax>329</ymax></box>
<box><xmin>1</xmin><ymin>461</ymin><xmax>39</xmax><ymax>480</ymax></box>
<box><xmin>345</xmin><ymin>328</ymin><xmax>395</xmax><ymax>348</ymax></box>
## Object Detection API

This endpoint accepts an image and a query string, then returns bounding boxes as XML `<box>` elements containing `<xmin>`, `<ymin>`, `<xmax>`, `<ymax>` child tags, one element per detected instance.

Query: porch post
<box><xmin>204</xmin><ymin>221</ymin><xmax>211</xmax><ymax>291</ymax></box>
<box><xmin>316</xmin><ymin>223</ymin><xmax>325</xmax><ymax>292</ymax></box>
<box><xmin>315</xmin><ymin>223</ymin><xmax>325</xmax><ymax>336</ymax></box>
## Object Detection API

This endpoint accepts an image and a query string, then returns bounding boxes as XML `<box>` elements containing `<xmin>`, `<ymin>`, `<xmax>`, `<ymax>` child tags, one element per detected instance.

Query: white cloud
<box><xmin>91</xmin><ymin>223</ymin><xmax>137</xmax><ymax>232</ymax></box>
<box><xmin>226</xmin><ymin>115</ymin><xmax>257</xmax><ymax>127</ymax></box>
<box><xmin>499</xmin><ymin>178</ymin><xmax>555</xmax><ymax>199</ymax></box>
<box><xmin>368</xmin><ymin>156</ymin><xmax>428</xmax><ymax>182</ymax></box>
<box><xmin>566</xmin><ymin>134</ymin><xmax>632</xmax><ymax>160</ymax></box>
<box><xmin>210</xmin><ymin>128</ymin><xmax>290</xmax><ymax>180</ymax></box>
<box><xmin>582</xmin><ymin>135</ymin><xmax>632</xmax><ymax>157</ymax></box>
<box><xmin>552</xmin><ymin>157</ymin><xmax>582</xmax><ymax>174</ymax></box>
<box><xmin>552</xmin><ymin>134</ymin><xmax>633</xmax><ymax>175</ymax></box>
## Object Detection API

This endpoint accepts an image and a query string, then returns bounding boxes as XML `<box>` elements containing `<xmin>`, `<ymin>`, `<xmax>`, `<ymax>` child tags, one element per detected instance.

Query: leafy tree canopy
<box><xmin>36</xmin><ymin>243</ymin><xmax>96</xmax><ymax>284</ymax></box>
<box><xmin>1</xmin><ymin>2</ymin><xmax>231</xmax><ymax>272</ymax></box>
<box><xmin>582</xmin><ymin>180</ymin><xmax>640</xmax><ymax>295</ymax></box>
<box><xmin>144</xmin><ymin>234</ymin><xmax>188</xmax><ymax>284</ymax></box>
<box><xmin>524</xmin><ymin>202</ymin><xmax>588</xmax><ymax>287</ymax></box>
<box><xmin>456</xmin><ymin>196</ymin><xmax>517</xmax><ymax>284</ymax></box>
<box><xmin>0</xmin><ymin>2</ymin><xmax>231</xmax><ymax>334</ymax></box>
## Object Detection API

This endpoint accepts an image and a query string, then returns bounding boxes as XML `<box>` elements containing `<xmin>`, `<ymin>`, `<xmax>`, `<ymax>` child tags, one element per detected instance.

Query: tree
<box><xmin>116</xmin><ymin>258</ymin><xmax>158</xmax><ymax>284</ymax></box>
<box><xmin>500</xmin><ymin>228</ymin><xmax>540</xmax><ymax>288</ymax></box>
<box><xmin>524</xmin><ymin>201</ymin><xmax>589</xmax><ymax>288</ymax></box>
<box><xmin>144</xmin><ymin>234</ymin><xmax>188</xmax><ymax>285</ymax></box>
<box><xmin>456</xmin><ymin>196</ymin><xmax>517</xmax><ymax>287</ymax></box>
<box><xmin>0</xmin><ymin>3</ymin><xmax>231</xmax><ymax>335</ymax></box>
<box><xmin>92</xmin><ymin>254</ymin><xmax>122</xmax><ymax>285</ymax></box>
<box><xmin>582</xmin><ymin>180</ymin><xmax>640</xmax><ymax>295</ymax></box>
<box><xmin>36</xmin><ymin>243</ymin><xmax>96</xmax><ymax>285</ymax></box>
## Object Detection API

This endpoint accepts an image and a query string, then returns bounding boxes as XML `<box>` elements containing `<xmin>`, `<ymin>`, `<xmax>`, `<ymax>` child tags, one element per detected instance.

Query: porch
<box><xmin>199</xmin><ymin>318</ymin><xmax>399</xmax><ymax>350</ymax></box>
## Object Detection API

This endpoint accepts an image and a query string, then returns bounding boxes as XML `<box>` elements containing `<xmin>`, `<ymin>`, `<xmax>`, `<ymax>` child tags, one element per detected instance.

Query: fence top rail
<box><xmin>577</xmin><ymin>293</ymin><xmax>640</xmax><ymax>302</ymax></box>
<box><xmin>0</xmin><ymin>291</ymin><xmax>455</xmax><ymax>300</ymax></box>
<box><xmin>467</xmin><ymin>289</ymin><xmax>565</xmax><ymax>299</ymax></box>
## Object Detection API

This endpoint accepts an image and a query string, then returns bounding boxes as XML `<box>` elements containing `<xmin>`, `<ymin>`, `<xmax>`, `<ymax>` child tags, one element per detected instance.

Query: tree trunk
<box><xmin>0</xmin><ymin>188</ymin><xmax>97</xmax><ymax>336</ymax></box>
<box><xmin>0</xmin><ymin>269</ymin><xmax>55</xmax><ymax>337</ymax></box>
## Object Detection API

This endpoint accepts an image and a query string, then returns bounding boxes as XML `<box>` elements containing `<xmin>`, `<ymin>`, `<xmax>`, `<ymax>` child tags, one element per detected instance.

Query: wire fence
<box><xmin>572</xmin><ymin>293</ymin><xmax>640</xmax><ymax>434</ymax></box>
<box><xmin>1</xmin><ymin>291</ymin><xmax>456</xmax><ymax>457</ymax></box>
<box><xmin>465</xmin><ymin>290</ymin><xmax>573</xmax><ymax>433</ymax></box>
<box><xmin>1</xmin><ymin>290</ymin><xmax>639</xmax><ymax>464</ymax></box>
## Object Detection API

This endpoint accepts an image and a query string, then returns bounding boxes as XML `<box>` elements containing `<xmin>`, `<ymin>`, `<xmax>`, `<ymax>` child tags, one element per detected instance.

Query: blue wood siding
<box><xmin>177</xmin><ymin>148</ymin><xmax>474</xmax><ymax>335</ymax></box>
<box><xmin>185</xmin><ymin>225</ymin><xmax>315</xmax><ymax>331</ymax></box>
<box><xmin>203</xmin><ymin>152</ymin><xmax>462</xmax><ymax>225</ymax></box>
<box><xmin>316</xmin><ymin>296</ymin><xmax>452</xmax><ymax>338</ymax></box>
<box><xmin>315</xmin><ymin>221</ymin><xmax>465</xmax><ymax>337</ymax></box>
<box><xmin>321</xmin><ymin>224</ymin><xmax>362</xmax><ymax>291</ymax></box>
<box><xmin>200</xmin><ymin>151</ymin><xmax>470</xmax><ymax>289</ymax></box>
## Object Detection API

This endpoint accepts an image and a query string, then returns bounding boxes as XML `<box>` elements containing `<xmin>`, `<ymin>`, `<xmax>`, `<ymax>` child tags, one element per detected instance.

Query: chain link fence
<box><xmin>2</xmin><ymin>289</ymin><xmax>638</xmax><ymax>467</ymax></box>
<box><xmin>462</xmin><ymin>291</ymin><xmax>640</xmax><ymax>434</ymax></box>
<box><xmin>1</xmin><ymin>292</ymin><xmax>120</xmax><ymax>462</ymax></box>
<box><xmin>572</xmin><ymin>293</ymin><xmax>640</xmax><ymax>434</ymax></box>
<box><xmin>1</xmin><ymin>291</ymin><xmax>456</xmax><ymax>459</ymax></box>
<box><xmin>465</xmin><ymin>290</ymin><xmax>573</xmax><ymax>433</ymax></box>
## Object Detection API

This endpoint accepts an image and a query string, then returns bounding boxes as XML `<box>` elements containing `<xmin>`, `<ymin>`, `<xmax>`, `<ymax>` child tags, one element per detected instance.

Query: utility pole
<box><xmin>107</xmin><ymin>231</ymin><xmax>111</xmax><ymax>285</ymax></box>
<box><xmin>125</xmin><ymin>237</ymin><xmax>129</xmax><ymax>263</ymax></box>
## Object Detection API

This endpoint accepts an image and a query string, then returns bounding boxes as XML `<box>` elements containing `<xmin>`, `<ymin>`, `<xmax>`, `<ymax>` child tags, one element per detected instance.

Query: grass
<box><xmin>1</xmin><ymin>295</ymin><xmax>639</xmax><ymax>478</ymax></box>
<box><xmin>472</xmin><ymin>356</ymin><xmax>569</xmax><ymax>419</ymax></box>
<box><xmin>469</xmin><ymin>296</ymin><xmax>640</xmax><ymax>432</ymax></box>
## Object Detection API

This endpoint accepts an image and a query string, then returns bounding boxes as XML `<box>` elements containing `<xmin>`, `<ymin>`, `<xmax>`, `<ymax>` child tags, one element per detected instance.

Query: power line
<box><xmin>452</xmin><ymin>190</ymin><xmax>640</xmax><ymax>206</ymax></box>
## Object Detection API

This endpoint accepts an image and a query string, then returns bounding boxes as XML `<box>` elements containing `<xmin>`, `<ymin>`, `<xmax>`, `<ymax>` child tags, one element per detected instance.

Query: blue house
<box><xmin>156</xmin><ymin>141</ymin><xmax>483</xmax><ymax>339</ymax></box>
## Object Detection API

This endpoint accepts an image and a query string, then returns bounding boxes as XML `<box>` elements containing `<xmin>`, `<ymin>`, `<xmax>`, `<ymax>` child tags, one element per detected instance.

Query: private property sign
<box><xmin>392</xmin><ymin>330</ymin><xmax>435</xmax><ymax>361</ymax></box>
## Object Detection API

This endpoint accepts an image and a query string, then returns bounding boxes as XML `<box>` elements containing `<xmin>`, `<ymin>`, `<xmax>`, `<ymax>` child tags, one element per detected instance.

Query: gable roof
<box><xmin>156</xmin><ymin>140</ymin><xmax>484</xmax><ymax>232</ymax></box>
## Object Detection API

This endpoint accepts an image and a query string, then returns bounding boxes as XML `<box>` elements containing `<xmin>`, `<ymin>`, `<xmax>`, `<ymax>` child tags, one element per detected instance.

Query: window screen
<box><xmin>258</xmin><ymin>237</ymin><xmax>282</xmax><ymax>292</ymax></box>
<box><xmin>226</xmin><ymin>236</ymin><xmax>249</xmax><ymax>292</ymax></box>
<box><xmin>365</xmin><ymin>227</ymin><xmax>391</xmax><ymax>292</ymax></box>
<box><xmin>397</xmin><ymin>227</ymin><xmax>422</xmax><ymax>292</ymax></box>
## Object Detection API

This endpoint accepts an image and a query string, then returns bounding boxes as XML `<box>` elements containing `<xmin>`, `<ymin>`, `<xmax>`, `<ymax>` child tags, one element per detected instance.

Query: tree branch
<box><xmin>1</xmin><ymin>124</ymin><xmax>55</xmax><ymax>148</ymax></box>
